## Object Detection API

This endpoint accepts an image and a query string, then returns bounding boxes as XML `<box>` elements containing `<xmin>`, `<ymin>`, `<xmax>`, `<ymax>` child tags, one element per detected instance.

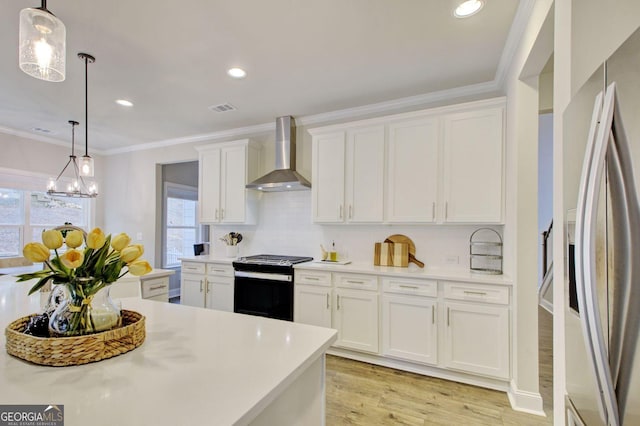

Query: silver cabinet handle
<box><xmin>212</xmin><ymin>269</ymin><xmax>226</xmax><ymax>273</ymax></box>
<box><xmin>447</xmin><ymin>307</ymin><xmax>450</xmax><ymax>327</ymax></box>
<box><xmin>346</xmin><ymin>280</ymin><xmax>364</xmax><ymax>284</ymax></box>
<box><xmin>463</xmin><ymin>290</ymin><xmax>487</xmax><ymax>296</ymax></box>
<box><xmin>149</xmin><ymin>285</ymin><xmax>166</xmax><ymax>291</ymax></box>
<box><xmin>399</xmin><ymin>284</ymin><xmax>419</xmax><ymax>290</ymax></box>
<box><xmin>326</xmin><ymin>293</ymin><xmax>330</xmax><ymax>309</ymax></box>
<box><xmin>215</xmin><ymin>208</ymin><xmax>219</xmax><ymax>220</ymax></box>
<box><xmin>207</xmin><ymin>281</ymin><xmax>211</xmax><ymax>293</ymax></box>
<box><xmin>432</xmin><ymin>305</ymin><xmax>436</xmax><ymax>325</ymax></box>
<box><xmin>432</xmin><ymin>202</ymin><xmax>435</xmax><ymax>220</ymax></box>
<box><xmin>306</xmin><ymin>277</ymin><xmax>320</xmax><ymax>281</ymax></box>
<box><xmin>339</xmin><ymin>205</ymin><xmax>343</xmax><ymax>219</ymax></box>
<box><xmin>199</xmin><ymin>280</ymin><xmax>204</xmax><ymax>293</ymax></box>
<box><xmin>349</xmin><ymin>205</ymin><xmax>353</xmax><ymax>219</ymax></box>
<box><xmin>445</xmin><ymin>202</ymin><xmax>448</xmax><ymax>219</ymax></box>
<box><xmin>221</xmin><ymin>208</ymin><xmax>225</xmax><ymax>219</ymax></box>
<box><xmin>337</xmin><ymin>295</ymin><xmax>340</xmax><ymax>310</ymax></box>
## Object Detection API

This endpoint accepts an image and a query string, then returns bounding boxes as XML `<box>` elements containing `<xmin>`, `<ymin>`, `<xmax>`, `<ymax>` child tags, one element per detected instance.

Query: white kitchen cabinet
<box><xmin>442</xmin><ymin>107</ymin><xmax>504</xmax><ymax>223</ymax></box>
<box><xmin>180</xmin><ymin>261</ymin><xmax>234</xmax><ymax>311</ymax></box>
<box><xmin>140</xmin><ymin>276</ymin><xmax>170</xmax><ymax>302</ymax></box>
<box><xmin>294</xmin><ymin>270</ymin><xmax>332</xmax><ymax>328</ymax></box>
<box><xmin>381</xmin><ymin>277</ymin><xmax>438</xmax><ymax>365</ymax></box>
<box><xmin>386</xmin><ymin>117</ymin><xmax>439</xmax><ymax>222</ymax></box>
<box><xmin>311</xmin><ymin>132</ymin><xmax>345</xmax><ymax>223</ymax></box>
<box><xmin>311</xmin><ymin>127</ymin><xmax>385</xmax><ymax>223</ymax></box>
<box><xmin>442</xmin><ymin>282</ymin><xmax>510</xmax><ymax>380</ymax></box>
<box><xmin>197</xmin><ymin>140</ymin><xmax>259</xmax><ymax>224</ymax></box>
<box><xmin>333</xmin><ymin>284</ymin><xmax>379</xmax><ymax>354</ymax></box>
<box><xmin>295</xmin><ymin>285</ymin><xmax>332</xmax><ymax>328</ymax></box>
<box><xmin>205</xmin><ymin>263</ymin><xmax>234</xmax><ymax>312</ymax></box>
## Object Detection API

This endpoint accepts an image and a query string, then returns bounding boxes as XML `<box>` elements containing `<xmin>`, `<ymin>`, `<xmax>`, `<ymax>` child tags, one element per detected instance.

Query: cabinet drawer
<box><xmin>142</xmin><ymin>277</ymin><xmax>169</xmax><ymax>298</ymax></box>
<box><xmin>295</xmin><ymin>270</ymin><xmax>332</xmax><ymax>287</ymax></box>
<box><xmin>182</xmin><ymin>262</ymin><xmax>205</xmax><ymax>274</ymax></box>
<box><xmin>207</xmin><ymin>263</ymin><xmax>234</xmax><ymax>277</ymax></box>
<box><xmin>334</xmin><ymin>273</ymin><xmax>378</xmax><ymax>291</ymax></box>
<box><xmin>443</xmin><ymin>282</ymin><xmax>509</xmax><ymax>305</ymax></box>
<box><xmin>382</xmin><ymin>277</ymin><xmax>437</xmax><ymax>297</ymax></box>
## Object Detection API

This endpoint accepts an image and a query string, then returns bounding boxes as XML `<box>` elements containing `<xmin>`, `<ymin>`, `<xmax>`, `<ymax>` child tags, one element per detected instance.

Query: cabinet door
<box><xmin>387</xmin><ymin>118</ymin><xmax>439</xmax><ymax>222</ymax></box>
<box><xmin>345</xmin><ymin>126</ymin><xmax>385</xmax><ymax>222</ymax></box>
<box><xmin>206</xmin><ymin>276</ymin><xmax>234</xmax><ymax>312</ymax></box>
<box><xmin>333</xmin><ymin>289</ymin><xmax>379</xmax><ymax>353</ymax></box>
<box><xmin>442</xmin><ymin>107</ymin><xmax>504</xmax><ymax>223</ymax></box>
<box><xmin>312</xmin><ymin>132</ymin><xmax>346</xmax><ymax>223</ymax></box>
<box><xmin>220</xmin><ymin>145</ymin><xmax>247</xmax><ymax>223</ymax></box>
<box><xmin>382</xmin><ymin>294</ymin><xmax>437</xmax><ymax>365</ymax></box>
<box><xmin>198</xmin><ymin>148</ymin><xmax>221</xmax><ymax>223</ymax></box>
<box><xmin>443</xmin><ymin>301</ymin><xmax>510</xmax><ymax>379</ymax></box>
<box><xmin>180</xmin><ymin>273</ymin><xmax>205</xmax><ymax>308</ymax></box>
<box><xmin>294</xmin><ymin>285</ymin><xmax>332</xmax><ymax>328</ymax></box>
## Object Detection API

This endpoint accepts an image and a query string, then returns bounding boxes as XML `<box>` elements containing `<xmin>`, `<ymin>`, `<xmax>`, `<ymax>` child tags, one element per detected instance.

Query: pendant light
<box><xmin>47</xmin><ymin>121</ymin><xmax>98</xmax><ymax>198</ymax></box>
<box><xmin>78</xmin><ymin>53</ymin><xmax>95</xmax><ymax>177</ymax></box>
<box><xmin>19</xmin><ymin>0</ymin><xmax>66</xmax><ymax>82</ymax></box>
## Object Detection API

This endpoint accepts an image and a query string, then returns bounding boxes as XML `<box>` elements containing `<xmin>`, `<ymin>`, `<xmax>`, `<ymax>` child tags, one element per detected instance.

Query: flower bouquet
<box><xmin>16</xmin><ymin>227</ymin><xmax>151</xmax><ymax>337</ymax></box>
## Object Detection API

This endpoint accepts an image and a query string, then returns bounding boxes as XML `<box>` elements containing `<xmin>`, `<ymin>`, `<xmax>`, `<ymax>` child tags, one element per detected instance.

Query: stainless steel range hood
<box><xmin>246</xmin><ymin>116</ymin><xmax>311</xmax><ymax>192</ymax></box>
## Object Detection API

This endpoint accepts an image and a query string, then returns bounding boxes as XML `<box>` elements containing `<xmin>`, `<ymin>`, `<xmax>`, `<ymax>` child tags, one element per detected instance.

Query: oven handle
<box><xmin>234</xmin><ymin>270</ymin><xmax>293</xmax><ymax>282</ymax></box>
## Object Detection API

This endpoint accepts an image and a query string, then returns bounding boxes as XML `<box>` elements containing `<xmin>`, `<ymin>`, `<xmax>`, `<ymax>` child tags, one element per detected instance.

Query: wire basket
<box><xmin>469</xmin><ymin>228</ymin><xmax>503</xmax><ymax>275</ymax></box>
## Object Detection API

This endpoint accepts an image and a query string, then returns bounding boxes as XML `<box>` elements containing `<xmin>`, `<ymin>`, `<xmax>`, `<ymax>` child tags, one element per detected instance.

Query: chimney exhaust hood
<box><xmin>246</xmin><ymin>116</ymin><xmax>311</xmax><ymax>192</ymax></box>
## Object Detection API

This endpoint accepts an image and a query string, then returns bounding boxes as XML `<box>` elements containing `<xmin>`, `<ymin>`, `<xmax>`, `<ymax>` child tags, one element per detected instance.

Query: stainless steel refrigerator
<box><xmin>565</xmin><ymin>26</ymin><xmax>640</xmax><ymax>426</ymax></box>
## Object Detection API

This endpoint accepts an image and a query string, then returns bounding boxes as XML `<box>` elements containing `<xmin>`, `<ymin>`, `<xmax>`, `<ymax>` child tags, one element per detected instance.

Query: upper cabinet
<box><xmin>197</xmin><ymin>139</ymin><xmax>259</xmax><ymax>224</ymax></box>
<box><xmin>309</xmin><ymin>98</ymin><xmax>505</xmax><ymax>225</ymax></box>
<box><xmin>311</xmin><ymin>127</ymin><xmax>385</xmax><ymax>223</ymax></box>
<box><xmin>442</xmin><ymin>108</ymin><xmax>504</xmax><ymax>223</ymax></box>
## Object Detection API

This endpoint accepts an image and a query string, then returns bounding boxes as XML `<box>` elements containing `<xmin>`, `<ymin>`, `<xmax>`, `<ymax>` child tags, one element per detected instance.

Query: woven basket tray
<box><xmin>5</xmin><ymin>310</ymin><xmax>145</xmax><ymax>367</ymax></box>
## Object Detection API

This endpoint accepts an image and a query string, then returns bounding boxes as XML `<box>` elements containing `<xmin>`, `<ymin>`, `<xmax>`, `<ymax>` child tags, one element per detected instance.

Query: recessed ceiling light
<box><xmin>454</xmin><ymin>0</ymin><xmax>484</xmax><ymax>18</ymax></box>
<box><xmin>116</xmin><ymin>99</ymin><xmax>134</xmax><ymax>107</ymax></box>
<box><xmin>227</xmin><ymin>67</ymin><xmax>247</xmax><ymax>79</ymax></box>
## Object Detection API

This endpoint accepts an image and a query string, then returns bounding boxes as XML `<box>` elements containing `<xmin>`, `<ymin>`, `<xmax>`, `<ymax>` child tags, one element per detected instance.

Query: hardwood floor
<box><xmin>325</xmin><ymin>306</ymin><xmax>554</xmax><ymax>425</ymax></box>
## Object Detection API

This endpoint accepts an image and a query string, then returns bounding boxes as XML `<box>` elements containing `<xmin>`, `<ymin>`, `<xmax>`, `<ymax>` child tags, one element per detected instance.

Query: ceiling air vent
<box><xmin>209</xmin><ymin>103</ymin><xmax>237</xmax><ymax>113</ymax></box>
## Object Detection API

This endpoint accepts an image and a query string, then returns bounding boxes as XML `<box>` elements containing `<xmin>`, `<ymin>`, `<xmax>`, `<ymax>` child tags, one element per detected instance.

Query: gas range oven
<box><xmin>232</xmin><ymin>254</ymin><xmax>313</xmax><ymax>321</ymax></box>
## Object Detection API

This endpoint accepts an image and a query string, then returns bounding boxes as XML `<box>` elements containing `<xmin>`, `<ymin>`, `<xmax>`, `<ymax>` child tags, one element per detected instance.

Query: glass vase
<box><xmin>49</xmin><ymin>281</ymin><xmax>121</xmax><ymax>336</ymax></box>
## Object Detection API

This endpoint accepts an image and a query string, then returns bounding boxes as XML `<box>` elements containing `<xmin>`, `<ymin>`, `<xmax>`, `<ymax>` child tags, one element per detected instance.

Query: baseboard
<box><xmin>507</xmin><ymin>379</ymin><xmax>545</xmax><ymax>416</ymax></box>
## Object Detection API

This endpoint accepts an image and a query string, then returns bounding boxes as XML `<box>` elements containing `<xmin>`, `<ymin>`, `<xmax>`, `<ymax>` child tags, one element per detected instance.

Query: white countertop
<box><xmin>294</xmin><ymin>261</ymin><xmax>513</xmax><ymax>285</ymax></box>
<box><xmin>0</xmin><ymin>277</ymin><xmax>337</xmax><ymax>425</ymax></box>
<box><xmin>179</xmin><ymin>255</ymin><xmax>235</xmax><ymax>264</ymax></box>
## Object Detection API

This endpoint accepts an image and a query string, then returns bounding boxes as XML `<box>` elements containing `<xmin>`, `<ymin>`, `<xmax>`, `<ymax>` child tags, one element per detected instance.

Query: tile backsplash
<box><xmin>211</xmin><ymin>191</ymin><xmax>502</xmax><ymax>271</ymax></box>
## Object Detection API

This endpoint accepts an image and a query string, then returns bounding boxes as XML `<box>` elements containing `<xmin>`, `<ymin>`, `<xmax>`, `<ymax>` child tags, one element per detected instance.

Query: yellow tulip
<box><xmin>42</xmin><ymin>229</ymin><xmax>63</xmax><ymax>250</ymax></box>
<box><xmin>128</xmin><ymin>260</ymin><xmax>152</xmax><ymax>276</ymax></box>
<box><xmin>65</xmin><ymin>230</ymin><xmax>84</xmax><ymax>248</ymax></box>
<box><xmin>60</xmin><ymin>249</ymin><xmax>84</xmax><ymax>269</ymax></box>
<box><xmin>86</xmin><ymin>228</ymin><xmax>107</xmax><ymax>250</ymax></box>
<box><xmin>111</xmin><ymin>233</ymin><xmax>131</xmax><ymax>251</ymax></box>
<box><xmin>23</xmin><ymin>242</ymin><xmax>50</xmax><ymax>263</ymax></box>
<box><xmin>120</xmin><ymin>244</ymin><xmax>144</xmax><ymax>263</ymax></box>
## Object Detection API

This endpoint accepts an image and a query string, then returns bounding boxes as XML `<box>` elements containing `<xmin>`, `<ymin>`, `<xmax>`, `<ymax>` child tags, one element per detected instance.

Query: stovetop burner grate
<box><xmin>234</xmin><ymin>254</ymin><xmax>313</xmax><ymax>266</ymax></box>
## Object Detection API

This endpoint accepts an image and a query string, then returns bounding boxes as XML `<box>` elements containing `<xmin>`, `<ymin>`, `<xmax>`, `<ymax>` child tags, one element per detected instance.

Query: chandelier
<box><xmin>47</xmin><ymin>121</ymin><xmax>98</xmax><ymax>198</ymax></box>
<box><xmin>46</xmin><ymin>53</ymin><xmax>98</xmax><ymax>198</ymax></box>
<box><xmin>19</xmin><ymin>0</ymin><xmax>66</xmax><ymax>82</ymax></box>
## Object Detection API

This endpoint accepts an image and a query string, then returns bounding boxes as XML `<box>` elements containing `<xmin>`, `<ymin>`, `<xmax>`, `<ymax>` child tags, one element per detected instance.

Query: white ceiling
<box><xmin>0</xmin><ymin>0</ymin><xmax>523</xmax><ymax>154</ymax></box>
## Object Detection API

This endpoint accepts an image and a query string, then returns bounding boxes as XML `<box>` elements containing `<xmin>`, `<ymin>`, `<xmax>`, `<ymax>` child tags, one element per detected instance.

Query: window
<box><xmin>0</xmin><ymin>170</ymin><xmax>92</xmax><ymax>259</ymax></box>
<box><xmin>164</xmin><ymin>183</ymin><xmax>199</xmax><ymax>268</ymax></box>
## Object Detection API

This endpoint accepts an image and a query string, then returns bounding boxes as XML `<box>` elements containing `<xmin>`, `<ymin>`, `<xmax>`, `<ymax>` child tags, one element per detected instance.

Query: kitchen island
<box><xmin>0</xmin><ymin>276</ymin><xmax>337</xmax><ymax>425</ymax></box>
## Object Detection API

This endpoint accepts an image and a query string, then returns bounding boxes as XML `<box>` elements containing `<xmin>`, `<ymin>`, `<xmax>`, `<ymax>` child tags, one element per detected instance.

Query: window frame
<box><xmin>162</xmin><ymin>182</ymin><xmax>199</xmax><ymax>268</ymax></box>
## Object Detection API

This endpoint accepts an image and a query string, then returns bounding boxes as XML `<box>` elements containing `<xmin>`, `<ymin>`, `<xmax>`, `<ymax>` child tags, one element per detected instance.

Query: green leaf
<box><xmin>15</xmin><ymin>270</ymin><xmax>52</xmax><ymax>282</ymax></box>
<box><xmin>27</xmin><ymin>276</ymin><xmax>54</xmax><ymax>295</ymax></box>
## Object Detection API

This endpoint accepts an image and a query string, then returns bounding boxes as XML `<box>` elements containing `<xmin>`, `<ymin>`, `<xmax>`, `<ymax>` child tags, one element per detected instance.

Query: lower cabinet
<box><xmin>333</xmin><ymin>288</ymin><xmax>379</xmax><ymax>353</ymax></box>
<box><xmin>294</xmin><ymin>268</ymin><xmax>512</xmax><ymax>385</ymax></box>
<box><xmin>294</xmin><ymin>285</ymin><xmax>332</xmax><ymax>328</ymax></box>
<box><xmin>442</xmin><ymin>301</ymin><xmax>510</xmax><ymax>379</ymax></box>
<box><xmin>382</xmin><ymin>294</ymin><xmax>438</xmax><ymax>365</ymax></box>
<box><xmin>180</xmin><ymin>261</ymin><xmax>234</xmax><ymax>311</ymax></box>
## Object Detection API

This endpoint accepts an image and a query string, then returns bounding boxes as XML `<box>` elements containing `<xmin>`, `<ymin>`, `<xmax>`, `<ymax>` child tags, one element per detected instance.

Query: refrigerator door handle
<box><xmin>576</xmin><ymin>83</ymin><xmax>620</xmax><ymax>426</ymax></box>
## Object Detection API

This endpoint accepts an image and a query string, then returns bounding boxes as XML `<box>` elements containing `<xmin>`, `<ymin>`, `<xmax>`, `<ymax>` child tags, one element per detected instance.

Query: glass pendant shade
<box><xmin>19</xmin><ymin>6</ymin><xmax>66</xmax><ymax>82</ymax></box>
<box><xmin>79</xmin><ymin>155</ymin><xmax>94</xmax><ymax>177</ymax></box>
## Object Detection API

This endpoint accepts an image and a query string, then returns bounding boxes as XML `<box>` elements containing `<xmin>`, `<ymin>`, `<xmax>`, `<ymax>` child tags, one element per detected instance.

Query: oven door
<box><xmin>234</xmin><ymin>271</ymin><xmax>294</xmax><ymax>321</ymax></box>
